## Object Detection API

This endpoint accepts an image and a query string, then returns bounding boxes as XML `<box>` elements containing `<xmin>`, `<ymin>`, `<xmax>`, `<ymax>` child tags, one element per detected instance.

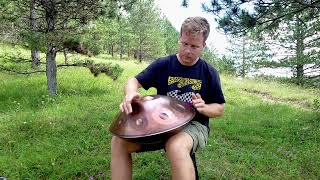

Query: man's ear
<box><xmin>203</xmin><ymin>42</ymin><xmax>206</xmax><ymax>48</ymax></box>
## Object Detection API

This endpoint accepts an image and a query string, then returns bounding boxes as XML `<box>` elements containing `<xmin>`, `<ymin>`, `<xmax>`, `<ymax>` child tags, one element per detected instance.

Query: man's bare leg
<box><xmin>165</xmin><ymin>132</ymin><xmax>195</xmax><ymax>180</ymax></box>
<box><xmin>111</xmin><ymin>136</ymin><xmax>141</xmax><ymax>180</ymax></box>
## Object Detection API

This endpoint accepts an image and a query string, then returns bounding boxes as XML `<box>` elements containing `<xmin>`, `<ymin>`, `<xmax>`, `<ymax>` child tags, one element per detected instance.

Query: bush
<box><xmin>313</xmin><ymin>98</ymin><xmax>320</xmax><ymax>111</ymax></box>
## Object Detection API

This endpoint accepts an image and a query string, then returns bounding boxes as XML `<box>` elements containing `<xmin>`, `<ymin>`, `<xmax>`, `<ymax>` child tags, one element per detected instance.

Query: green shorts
<box><xmin>183</xmin><ymin>121</ymin><xmax>209</xmax><ymax>154</ymax></box>
<box><xmin>138</xmin><ymin>121</ymin><xmax>209</xmax><ymax>154</ymax></box>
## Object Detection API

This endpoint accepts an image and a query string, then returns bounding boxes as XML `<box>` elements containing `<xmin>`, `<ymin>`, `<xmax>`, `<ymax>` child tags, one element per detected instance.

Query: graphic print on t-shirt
<box><xmin>166</xmin><ymin>76</ymin><xmax>202</xmax><ymax>103</ymax></box>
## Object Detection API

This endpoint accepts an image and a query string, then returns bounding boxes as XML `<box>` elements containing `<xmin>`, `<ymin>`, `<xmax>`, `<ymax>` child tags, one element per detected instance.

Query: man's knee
<box><xmin>165</xmin><ymin>133</ymin><xmax>193</xmax><ymax>157</ymax></box>
<box><xmin>111</xmin><ymin>136</ymin><xmax>124</xmax><ymax>154</ymax></box>
<box><xmin>111</xmin><ymin>136</ymin><xmax>122</xmax><ymax>148</ymax></box>
<box><xmin>111</xmin><ymin>136</ymin><xmax>141</xmax><ymax>154</ymax></box>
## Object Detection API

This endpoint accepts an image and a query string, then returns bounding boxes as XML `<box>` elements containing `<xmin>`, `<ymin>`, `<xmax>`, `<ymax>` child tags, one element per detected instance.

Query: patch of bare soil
<box><xmin>242</xmin><ymin>88</ymin><xmax>312</xmax><ymax>110</ymax></box>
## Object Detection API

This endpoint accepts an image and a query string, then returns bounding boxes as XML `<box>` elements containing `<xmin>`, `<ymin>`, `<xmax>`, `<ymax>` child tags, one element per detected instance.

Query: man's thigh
<box><xmin>182</xmin><ymin>121</ymin><xmax>209</xmax><ymax>154</ymax></box>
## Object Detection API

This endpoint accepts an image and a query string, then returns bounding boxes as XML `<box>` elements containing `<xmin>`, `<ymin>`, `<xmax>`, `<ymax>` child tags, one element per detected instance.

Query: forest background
<box><xmin>0</xmin><ymin>0</ymin><xmax>319</xmax><ymax>179</ymax></box>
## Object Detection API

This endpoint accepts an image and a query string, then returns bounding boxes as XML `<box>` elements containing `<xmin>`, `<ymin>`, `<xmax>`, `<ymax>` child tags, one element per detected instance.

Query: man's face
<box><xmin>178</xmin><ymin>32</ymin><xmax>206</xmax><ymax>66</ymax></box>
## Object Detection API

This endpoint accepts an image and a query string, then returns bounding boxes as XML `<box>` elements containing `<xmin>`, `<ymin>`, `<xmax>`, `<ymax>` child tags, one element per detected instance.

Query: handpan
<box><xmin>109</xmin><ymin>95</ymin><xmax>195</xmax><ymax>144</ymax></box>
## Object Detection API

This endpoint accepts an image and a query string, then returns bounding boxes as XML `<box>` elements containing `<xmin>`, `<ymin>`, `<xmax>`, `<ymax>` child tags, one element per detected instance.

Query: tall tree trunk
<box><xmin>139</xmin><ymin>45</ymin><xmax>142</xmax><ymax>62</ymax></box>
<box><xmin>127</xmin><ymin>42</ymin><xmax>130</xmax><ymax>58</ymax></box>
<box><xmin>118</xmin><ymin>16</ymin><xmax>124</xmax><ymax>60</ymax></box>
<box><xmin>45</xmin><ymin>0</ymin><xmax>57</xmax><ymax>96</ymax></box>
<box><xmin>241</xmin><ymin>37</ymin><xmax>246</xmax><ymax>78</ymax></box>
<box><xmin>120</xmin><ymin>36</ymin><xmax>124</xmax><ymax>60</ymax></box>
<box><xmin>63</xmin><ymin>48</ymin><xmax>68</xmax><ymax>64</ymax></box>
<box><xmin>31</xmin><ymin>50</ymin><xmax>40</xmax><ymax>68</ymax></box>
<box><xmin>30</xmin><ymin>0</ymin><xmax>40</xmax><ymax>69</ymax></box>
<box><xmin>46</xmin><ymin>44</ymin><xmax>57</xmax><ymax>95</ymax></box>
<box><xmin>295</xmin><ymin>17</ymin><xmax>305</xmax><ymax>85</ymax></box>
<box><xmin>111</xmin><ymin>45</ymin><xmax>114</xmax><ymax>57</ymax></box>
<box><xmin>108</xmin><ymin>43</ymin><xmax>111</xmax><ymax>54</ymax></box>
<box><xmin>139</xmin><ymin>37</ymin><xmax>143</xmax><ymax>62</ymax></box>
<box><xmin>62</xmin><ymin>5</ymin><xmax>68</xmax><ymax>65</ymax></box>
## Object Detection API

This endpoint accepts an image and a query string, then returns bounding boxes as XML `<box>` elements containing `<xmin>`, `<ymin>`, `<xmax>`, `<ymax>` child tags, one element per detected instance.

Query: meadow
<box><xmin>0</xmin><ymin>44</ymin><xmax>319</xmax><ymax>179</ymax></box>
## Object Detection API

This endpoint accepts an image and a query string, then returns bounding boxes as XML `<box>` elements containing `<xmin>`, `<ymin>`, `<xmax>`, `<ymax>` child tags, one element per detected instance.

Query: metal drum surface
<box><xmin>109</xmin><ymin>95</ymin><xmax>195</xmax><ymax>144</ymax></box>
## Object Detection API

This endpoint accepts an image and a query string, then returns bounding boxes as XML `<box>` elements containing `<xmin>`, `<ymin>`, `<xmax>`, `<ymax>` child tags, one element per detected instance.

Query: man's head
<box><xmin>177</xmin><ymin>17</ymin><xmax>210</xmax><ymax>66</ymax></box>
<box><xmin>180</xmin><ymin>17</ymin><xmax>210</xmax><ymax>43</ymax></box>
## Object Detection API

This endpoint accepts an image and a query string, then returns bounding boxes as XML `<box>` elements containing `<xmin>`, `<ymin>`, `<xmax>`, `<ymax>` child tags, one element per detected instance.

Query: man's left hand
<box><xmin>191</xmin><ymin>93</ymin><xmax>207</xmax><ymax>114</ymax></box>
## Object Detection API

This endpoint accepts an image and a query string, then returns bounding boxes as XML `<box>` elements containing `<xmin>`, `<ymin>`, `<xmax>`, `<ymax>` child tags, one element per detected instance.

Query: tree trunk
<box><xmin>295</xmin><ymin>17</ymin><xmax>305</xmax><ymax>85</ymax></box>
<box><xmin>241</xmin><ymin>37</ymin><xmax>246</xmax><ymax>78</ymax></box>
<box><xmin>139</xmin><ymin>37</ymin><xmax>143</xmax><ymax>62</ymax></box>
<box><xmin>139</xmin><ymin>45</ymin><xmax>142</xmax><ymax>62</ymax></box>
<box><xmin>46</xmin><ymin>44</ymin><xmax>57</xmax><ymax>96</ymax></box>
<box><xmin>31</xmin><ymin>50</ymin><xmax>40</xmax><ymax>68</ymax></box>
<box><xmin>111</xmin><ymin>45</ymin><xmax>114</xmax><ymax>57</ymax></box>
<box><xmin>45</xmin><ymin>0</ymin><xmax>57</xmax><ymax>96</ymax></box>
<box><xmin>138</xmin><ymin>43</ymin><xmax>142</xmax><ymax>62</ymax></box>
<box><xmin>127</xmin><ymin>42</ymin><xmax>130</xmax><ymax>58</ymax></box>
<box><xmin>63</xmin><ymin>48</ymin><xmax>68</xmax><ymax>64</ymax></box>
<box><xmin>120</xmin><ymin>36</ymin><xmax>124</xmax><ymax>60</ymax></box>
<box><xmin>30</xmin><ymin>0</ymin><xmax>40</xmax><ymax>69</ymax></box>
<box><xmin>119</xmin><ymin>18</ymin><xmax>124</xmax><ymax>60</ymax></box>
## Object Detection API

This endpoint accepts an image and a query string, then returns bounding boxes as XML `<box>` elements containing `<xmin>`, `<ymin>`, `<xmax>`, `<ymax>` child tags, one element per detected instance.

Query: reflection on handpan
<box><xmin>109</xmin><ymin>95</ymin><xmax>195</xmax><ymax>144</ymax></box>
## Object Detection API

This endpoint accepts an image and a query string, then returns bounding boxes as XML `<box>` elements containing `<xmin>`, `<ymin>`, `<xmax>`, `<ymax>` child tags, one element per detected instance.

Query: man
<box><xmin>111</xmin><ymin>16</ymin><xmax>225</xmax><ymax>180</ymax></box>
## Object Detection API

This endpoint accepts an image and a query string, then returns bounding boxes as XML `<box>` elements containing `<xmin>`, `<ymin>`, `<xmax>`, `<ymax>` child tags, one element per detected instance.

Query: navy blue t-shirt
<box><xmin>135</xmin><ymin>54</ymin><xmax>225</xmax><ymax>128</ymax></box>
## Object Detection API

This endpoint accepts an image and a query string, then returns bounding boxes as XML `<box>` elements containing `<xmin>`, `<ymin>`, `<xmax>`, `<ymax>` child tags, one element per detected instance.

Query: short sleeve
<box><xmin>135</xmin><ymin>58</ymin><xmax>168</xmax><ymax>90</ymax></box>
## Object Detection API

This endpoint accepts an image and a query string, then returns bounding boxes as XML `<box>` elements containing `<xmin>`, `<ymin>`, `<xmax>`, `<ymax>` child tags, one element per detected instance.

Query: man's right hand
<box><xmin>119</xmin><ymin>92</ymin><xmax>141</xmax><ymax>114</ymax></box>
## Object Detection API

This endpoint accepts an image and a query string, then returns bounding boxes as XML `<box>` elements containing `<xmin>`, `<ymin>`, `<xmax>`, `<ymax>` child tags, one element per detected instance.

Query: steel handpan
<box><xmin>109</xmin><ymin>95</ymin><xmax>195</xmax><ymax>144</ymax></box>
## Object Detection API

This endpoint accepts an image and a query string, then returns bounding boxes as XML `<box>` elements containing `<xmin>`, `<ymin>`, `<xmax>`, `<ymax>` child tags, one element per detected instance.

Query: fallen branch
<box><xmin>0</xmin><ymin>65</ymin><xmax>46</xmax><ymax>74</ymax></box>
<box><xmin>0</xmin><ymin>60</ymin><xmax>123</xmax><ymax>80</ymax></box>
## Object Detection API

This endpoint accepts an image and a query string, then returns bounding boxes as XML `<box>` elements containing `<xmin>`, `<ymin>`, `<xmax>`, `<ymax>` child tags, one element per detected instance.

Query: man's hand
<box><xmin>119</xmin><ymin>92</ymin><xmax>141</xmax><ymax>114</ymax></box>
<box><xmin>191</xmin><ymin>92</ymin><xmax>225</xmax><ymax>118</ymax></box>
<box><xmin>191</xmin><ymin>93</ymin><xmax>207</xmax><ymax>114</ymax></box>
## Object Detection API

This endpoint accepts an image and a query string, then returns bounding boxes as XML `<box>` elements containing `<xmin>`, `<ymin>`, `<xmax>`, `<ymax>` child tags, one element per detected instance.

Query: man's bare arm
<box><xmin>192</xmin><ymin>93</ymin><xmax>224</xmax><ymax>118</ymax></box>
<box><xmin>120</xmin><ymin>77</ymin><xmax>143</xmax><ymax>114</ymax></box>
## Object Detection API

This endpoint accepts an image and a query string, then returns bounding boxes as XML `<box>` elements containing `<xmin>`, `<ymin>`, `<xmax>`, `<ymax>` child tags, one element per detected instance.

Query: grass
<box><xmin>0</xmin><ymin>44</ymin><xmax>319</xmax><ymax>179</ymax></box>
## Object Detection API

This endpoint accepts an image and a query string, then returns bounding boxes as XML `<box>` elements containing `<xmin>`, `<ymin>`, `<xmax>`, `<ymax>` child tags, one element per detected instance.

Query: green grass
<box><xmin>0</xmin><ymin>44</ymin><xmax>319</xmax><ymax>179</ymax></box>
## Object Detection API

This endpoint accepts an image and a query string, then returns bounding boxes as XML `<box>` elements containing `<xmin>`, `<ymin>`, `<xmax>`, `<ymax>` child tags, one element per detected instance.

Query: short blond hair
<box><xmin>180</xmin><ymin>17</ymin><xmax>210</xmax><ymax>42</ymax></box>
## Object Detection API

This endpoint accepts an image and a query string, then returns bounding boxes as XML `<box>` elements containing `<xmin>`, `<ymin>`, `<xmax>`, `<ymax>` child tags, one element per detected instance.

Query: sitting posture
<box><xmin>111</xmin><ymin>16</ymin><xmax>225</xmax><ymax>180</ymax></box>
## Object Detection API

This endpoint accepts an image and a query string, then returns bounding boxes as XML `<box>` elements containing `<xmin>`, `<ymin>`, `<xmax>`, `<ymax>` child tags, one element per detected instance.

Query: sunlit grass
<box><xmin>0</xmin><ymin>44</ymin><xmax>319</xmax><ymax>179</ymax></box>
<box><xmin>222</xmin><ymin>75</ymin><xmax>320</xmax><ymax>110</ymax></box>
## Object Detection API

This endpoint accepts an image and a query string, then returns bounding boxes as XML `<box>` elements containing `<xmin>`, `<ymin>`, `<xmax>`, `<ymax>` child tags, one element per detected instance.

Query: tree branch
<box><xmin>259</xmin><ymin>6</ymin><xmax>309</xmax><ymax>25</ymax></box>
<box><xmin>0</xmin><ymin>65</ymin><xmax>46</xmax><ymax>74</ymax></box>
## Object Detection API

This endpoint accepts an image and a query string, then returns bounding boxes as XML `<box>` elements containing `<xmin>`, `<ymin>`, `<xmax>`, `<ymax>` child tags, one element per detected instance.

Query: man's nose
<box><xmin>185</xmin><ymin>45</ymin><xmax>192</xmax><ymax>53</ymax></box>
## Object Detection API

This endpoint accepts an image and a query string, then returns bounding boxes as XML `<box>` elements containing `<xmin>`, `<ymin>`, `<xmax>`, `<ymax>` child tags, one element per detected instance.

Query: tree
<box><xmin>258</xmin><ymin>14</ymin><xmax>320</xmax><ymax>85</ymax></box>
<box><xmin>30</xmin><ymin>0</ymin><xmax>41</xmax><ymax>69</ymax></box>
<box><xmin>161</xmin><ymin>18</ymin><xmax>179</xmax><ymax>55</ymax></box>
<box><xmin>33</xmin><ymin>0</ymin><xmax>100</xmax><ymax>95</ymax></box>
<box><xmin>86</xmin><ymin>18</ymin><xmax>120</xmax><ymax>57</ymax></box>
<box><xmin>184</xmin><ymin>0</ymin><xmax>320</xmax><ymax>85</ymax></box>
<box><xmin>217</xmin><ymin>55</ymin><xmax>237</xmax><ymax>75</ymax></box>
<box><xmin>128</xmin><ymin>0</ymin><xmax>166</xmax><ymax>61</ymax></box>
<box><xmin>0</xmin><ymin>0</ymin><xmax>20</xmax><ymax>43</ymax></box>
<box><xmin>227</xmin><ymin>34</ymin><xmax>270</xmax><ymax>77</ymax></box>
<box><xmin>195</xmin><ymin>0</ymin><xmax>320</xmax><ymax>35</ymax></box>
<box><xmin>0</xmin><ymin>0</ymin><xmax>129</xmax><ymax>95</ymax></box>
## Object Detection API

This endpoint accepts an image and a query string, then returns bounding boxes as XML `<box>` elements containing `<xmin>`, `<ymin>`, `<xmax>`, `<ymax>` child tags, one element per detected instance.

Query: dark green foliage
<box><xmin>193</xmin><ymin>0</ymin><xmax>320</xmax><ymax>86</ymax></box>
<box><xmin>200</xmin><ymin>0</ymin><xmax>320</xmax><ymax>35</ymax></box>
<box><xmin>128</xmin><ymin>0</ymin><xmax>166</xmax><ymax>61</ymax></box>
<box><xmin>201</xmin><ymin>48</ymin><xmax>237</xmax><ymax>75</ymax></box>
<box><xmin>216</xmin><ymin>55</ymin><xmax>237</xmax><ymax>75</ymax></box>
<box><xmin>86</xmin><ymin>61</ymin><xmax>124</xmax><ymax>80</ymax></box>
<box><xmin>162</xmin><ymin>19</ymin><xmax>179</xmax><ymax>55</ymax></box>
<box><xmin>313</xmin><ymin>98</ymin><xmax>320</xmax><ymax>111</ymax></box>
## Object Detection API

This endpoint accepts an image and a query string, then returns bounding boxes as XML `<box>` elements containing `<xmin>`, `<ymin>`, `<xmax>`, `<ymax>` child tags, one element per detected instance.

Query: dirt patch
<box><xmin>242</xmin><ymin>88</ymin><xmax>312</xmax><ymax>110</ymax></box>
